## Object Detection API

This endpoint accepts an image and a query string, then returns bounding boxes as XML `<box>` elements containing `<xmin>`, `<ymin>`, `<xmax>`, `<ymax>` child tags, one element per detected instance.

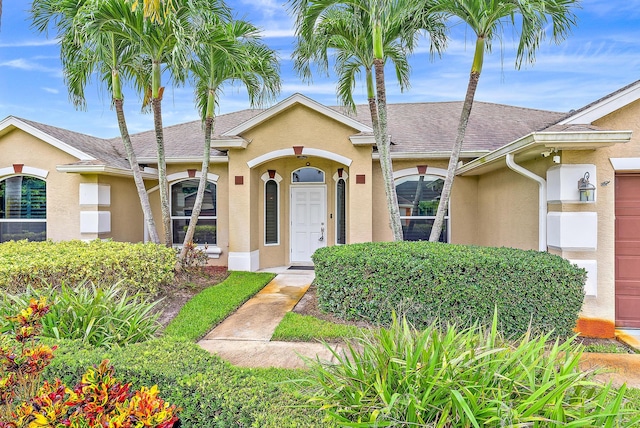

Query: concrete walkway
<box><xmin>198</xmin><ymin>269</ymin><xmax>640</xmax><ymax>388</ymax></box>
<box><xmin>198</xmin><ymin>269</ymin><xmax>344</xmax><ymax>369</ymax></box>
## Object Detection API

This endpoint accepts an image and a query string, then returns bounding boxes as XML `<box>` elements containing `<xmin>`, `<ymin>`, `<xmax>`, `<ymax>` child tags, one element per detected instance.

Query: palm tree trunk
<box><xmin>179</xmin><ymin>113</ymin><xmax>214</xmax><ymax>260</ymax></box>
<box><xmin>151</xmin><ymin>60</ymin><xmax>171</xmax><ymax>246</ymax></box>
<box><xmin>152</xmin><ymin>93</ymin><xmax>171</xmax><ymax>247</ymax></box>
<box><xmin>114</xmin><ymin>98</ymin><xmax>160</xmax><ymax>244</ymax></box>
<box><xmin>373</xmin><ymin>58</ymin><xmax>403</xmax><ymax>241</ymax></box>
<box><xmin>429</xmin><ymin>37</ymin><xmax>484</xmax><ymax>242</ymax></box>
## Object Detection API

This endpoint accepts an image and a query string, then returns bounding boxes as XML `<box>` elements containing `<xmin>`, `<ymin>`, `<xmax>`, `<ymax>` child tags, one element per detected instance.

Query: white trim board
<box><xmin>560</xmin><ymin>81</ymin><xmax>640</xmax><ymax>125</ymax></box>
<box><xmin>0</xmin><ymin>116</ymin><xmax>94</xmax><ymax>161</ymax></box>
<box><xmin>223</xmin><ymin>93</ymin><xmax>373</xmax><ymax>137</ymax></box>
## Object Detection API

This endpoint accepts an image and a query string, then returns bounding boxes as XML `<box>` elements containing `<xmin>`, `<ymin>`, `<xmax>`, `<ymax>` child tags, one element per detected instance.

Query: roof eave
<box><xmin>457</xmin><ymin>130</ymin><xmax>633</xmax><ymax>176</ymax></box>
<box><xmin>372</xmin><ymin>150</ymin><xmax>491</xmax><ymax>160</ymax></box>
<box><xmin>0</xmin><ymin>116</ymin><xmax>95</xmax><ymax>161</ymax></box>
<box><xmin>135</xmin><ymin>156</ymin><xmax>229</xmax><ymax>164</ymax></box>
<box><xmin>221</xmin><ymin>93</ymin><xmax>373</xmax><ymax>137</ymax></box>
<box><xmin>56</xmin><ymin>164</ymin><xmax>157</xmax><ymax>179</ymax></box>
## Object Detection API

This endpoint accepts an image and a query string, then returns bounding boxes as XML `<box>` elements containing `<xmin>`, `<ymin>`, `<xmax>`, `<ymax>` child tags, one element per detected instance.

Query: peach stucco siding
<box><xmin>0</xmin><ymin>128</ymin><xmax>83</xmax><ymax>241</ymax></box>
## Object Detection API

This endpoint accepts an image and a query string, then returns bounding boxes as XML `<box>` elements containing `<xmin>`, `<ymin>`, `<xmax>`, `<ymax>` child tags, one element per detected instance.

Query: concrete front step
<box><xmin>198</xmin><ymin>339</ymin><xmax>344</xmax><ymax>369</ymax></box>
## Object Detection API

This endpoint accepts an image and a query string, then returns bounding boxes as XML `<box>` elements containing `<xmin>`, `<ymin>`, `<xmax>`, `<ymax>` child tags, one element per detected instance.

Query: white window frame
<box><xmin>333</xmin><ymin>171</ymin><xmax>349</xmax><ymax>245</ymax></box>
<box><xmin>261</xmin><ymin>171</ymin><xmax>283</xmax><ymax>246</ymax></box>
<box><xmin>395</xmin><ymin>173</ymin><xmax>450</xmax><ymax>243</ymax></box>
<box><xmin>291</xmin><ymin>167</ymin><xmax>325</xmax><ymax>184</ymax></box>
<box><xmin>169</xmin><ymin>179</ymin><xmax>217</xmax><ymax>247</ymax></box>
<box><xmin>0</xmin><ymin>175</ymin><xmax>47</xmax><ymax>243</ymax></box>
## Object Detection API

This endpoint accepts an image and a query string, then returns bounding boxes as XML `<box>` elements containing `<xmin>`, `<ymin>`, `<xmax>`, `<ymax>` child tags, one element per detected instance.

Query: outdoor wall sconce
<box><xmin>578</xmin><ymin>172</ymin><xmax>596</xmax><ymax>201</ymax></box>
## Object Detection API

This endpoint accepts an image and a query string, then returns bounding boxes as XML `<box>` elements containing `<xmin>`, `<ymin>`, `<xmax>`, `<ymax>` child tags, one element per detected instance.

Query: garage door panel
<box><xmin>616</xmin><ymin>218</ymin><xmax>640</xmax><ymax>240</ymax></box>
<box><xmin>615</xmin><ymin>174</ymin><xmax>640</xmax><ymax>327</ymax></box>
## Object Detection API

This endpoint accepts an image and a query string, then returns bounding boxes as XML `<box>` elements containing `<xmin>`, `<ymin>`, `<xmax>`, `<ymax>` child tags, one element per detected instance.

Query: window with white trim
<box><xmin>395</xmin><ymin>174</ymin><xmax>448</xmax><ymax>242</ymax></box>
<box><xmin>292</xmin><ymin>167</ymin><xmax>324</xmax><ymax>183</ymax></box>
<box><xmin>265</xmin><ymin>179</ymin><xmax>279</xmax><ymax>245</ymax></box>
<box><xmin>0</xmin><ymin>176</ymin><xmax>46</xmax><ymax>242</ymax></box>
<box><xmin>336</xmin><ymin>178</ymin><xmax>346</xmax><ymax>244</ymax></box>
<box><xmin>170</xmin><ymin>179</ymin><xmax>216</xmax><ymax>245</ymax></box>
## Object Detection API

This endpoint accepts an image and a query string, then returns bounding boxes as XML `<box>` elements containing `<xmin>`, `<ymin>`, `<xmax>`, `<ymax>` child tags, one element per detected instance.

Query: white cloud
<box><xmin>42</xmin><ymin>87</ymin><xmax>60</xmax><ymax>94</ymax></box>
<box><xmin>260</xmin><ymin>28</ymin><xmax>295</xmax><ymax>38</ymax></box>
<box><xmin>0</xmin><ymin>58</ymin><xmax>61</xmax><ymax>76</ymax></box>
<box><xmin>0</xmin><ymin>39</ymin><xmax>60</xmax><ymax>48</ymax></box>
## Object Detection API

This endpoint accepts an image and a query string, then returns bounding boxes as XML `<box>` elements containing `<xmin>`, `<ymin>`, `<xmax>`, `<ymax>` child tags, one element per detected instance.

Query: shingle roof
<box><xmin>123</xmin><ymin>109</ymin><xmax>265</xmax><ymax>159</ymax></box>
<box><xmin>341</xmin><ymin>101</ymin><xmax>566</xmax><ymax>153</ymax></box>
<box><xmin>13</xmin><ymin>99</ymin><xmax>569</xmax><ymax>166</ymax></box>
<box><xmin>124</xmin><ymin>100</ymin><xmax>566</xmax><ymax>158</ymax></box>
<box><xmin>18</xmin><ymin>117</ymin><xmax>130</xmax><ymax>169</ymax></box>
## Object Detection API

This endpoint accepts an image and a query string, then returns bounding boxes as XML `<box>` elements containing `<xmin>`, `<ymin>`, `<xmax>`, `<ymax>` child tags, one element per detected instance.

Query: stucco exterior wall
<box><xmin>553</xmin><ymin>99</ymin><xmax>640</xmax><ymax>327</ymax></box>
<box><xmin>473</xmin><ymin>157</ymin><xmax>550</xmax><ymax>251</ymax></box>
<box><xmin>226</xmin><ymin>103</ymin><xmax>373</xmax><ymax>269</ymax></box>
<box><xmin>98</xmin><ymin>175</ymin><xmax>144</xmax><ymax>242</ymax></box>
<box><xmin>0</xmin><ymin>128</ymin><xmax>84</xmax><ymax>241</ymax></box>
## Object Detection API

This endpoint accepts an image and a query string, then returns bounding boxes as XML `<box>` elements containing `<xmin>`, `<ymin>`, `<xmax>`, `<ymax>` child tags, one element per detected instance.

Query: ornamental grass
<box><xmin>304</xmin><ymin>312</ymin><xmax>640</xmax><ymax>427</ymax></box>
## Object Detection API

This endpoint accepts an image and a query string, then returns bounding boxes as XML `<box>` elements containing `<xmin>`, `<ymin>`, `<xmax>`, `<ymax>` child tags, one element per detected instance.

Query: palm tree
<box><xmin>127</xmin><ymin>0</ymin><xmax>173</xmax><ymax>23</ymax></box>
<box><xmin>425</xmin><ymin>0</ymin><xmax>578</xmax><ymax>242</ymax></box>
<box><xmin>31</xmin><ymin>0</ymin><xmax>161</xmax><ymax>243</ymax></box>
<box><xmin>179</xmin><ymin>17</ymin><xmax>280</xmax><ymax>260</ymax></box>
<box><xmin>291</xmin><ymin>0</ymin><xmax>445</xmax><ymax>241</ymax></box>
<box><xmin>83</xmin><ymin>0</ymin><xmax>231</xmax><ymax>246</ymax></box>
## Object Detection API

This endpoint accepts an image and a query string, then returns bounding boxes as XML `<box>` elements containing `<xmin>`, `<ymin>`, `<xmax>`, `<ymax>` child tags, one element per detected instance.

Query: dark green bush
<box><xmin>43</xmin><ymin>338</ymin><xmax>329</xmax><ymax>427</ymax></box>
<box><xmin>0</xmin><ymin>240</ymin><xmax>175</xmax><ymax>294</ymax></box>
<box><xmin>312</xmin><ymin>241</ymin><xmax>586</xmax><ymax>337</ymax></box>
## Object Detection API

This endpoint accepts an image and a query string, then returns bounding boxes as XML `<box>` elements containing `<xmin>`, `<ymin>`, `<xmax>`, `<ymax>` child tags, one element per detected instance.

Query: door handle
<box><xmin>319</xmin><ymin>223</ymin><xmax>324</xmax><ymax>241</ymax></box>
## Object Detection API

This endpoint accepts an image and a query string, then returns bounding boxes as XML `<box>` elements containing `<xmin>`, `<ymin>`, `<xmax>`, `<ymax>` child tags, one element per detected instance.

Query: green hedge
<box><xmin>43</xmin><ymin>338</ymin><xmax>329</xmax><ymax>427</ymax></box>
<box><xmin>312</xmin><ymin>242</ymin><xmax>586</xmax><ymax>337</ymax></box>
<box><xmin>0</xmin><ymin>240</ymin><xmax>175</xmax><ymax>295</ymax></box>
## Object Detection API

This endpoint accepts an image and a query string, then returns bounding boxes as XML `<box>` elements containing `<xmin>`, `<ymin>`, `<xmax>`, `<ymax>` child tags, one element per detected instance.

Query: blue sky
<box><xmin>1</xmin><ymin>0</ymin><xmax>640</xmax><ymax>138</ymax></box>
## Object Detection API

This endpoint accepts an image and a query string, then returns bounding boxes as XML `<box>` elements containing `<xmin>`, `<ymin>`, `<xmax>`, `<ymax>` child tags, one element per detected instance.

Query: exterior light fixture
<box><xmin>578</xmin><ymin>172</ymin><xmax>596</xmax><ymax>201</ymax></box>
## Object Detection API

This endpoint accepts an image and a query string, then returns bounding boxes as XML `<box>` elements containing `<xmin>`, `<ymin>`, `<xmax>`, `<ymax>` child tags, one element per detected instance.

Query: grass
<box><xmin>584</xmin><ymin>341</ymin><xmax>632</xmax><ymax>354</ymax></box>
<box><xmin>272</xmin><ymin>312</ymin><xmax>366</xmax><ymax>341</ymax></box>
<box><xmin>163</xmin><ymin>271</ymin><xmax>275</xmax><ymax>341</ymax></box>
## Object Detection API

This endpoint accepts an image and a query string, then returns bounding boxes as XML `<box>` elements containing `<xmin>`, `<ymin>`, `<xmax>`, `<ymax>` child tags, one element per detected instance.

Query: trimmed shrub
<box><xmin>44</xmin><ymin>338</ymin><xmax>330</xmax><ymax>427</ymax></box>
<box><xmin>312</xmin><ymin>241</ymin><xmax>586</xmax><ymax>337</ymax></box>
<box><xmin>0</xmin><ymin>240</ymin><xmax>175</xmax><ymax>295</ymax></box>
<box><xmin>304</xmin><ymin>315</ymin><xmax>639</xmax><ymax>426</ymax></box>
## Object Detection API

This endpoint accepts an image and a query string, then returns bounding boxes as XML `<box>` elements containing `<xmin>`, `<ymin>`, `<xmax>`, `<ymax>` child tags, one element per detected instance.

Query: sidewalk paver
<box><xmin>198</xmin><ymin>269</ymin><xmax>345</xmax><ymax>369</ymax></box>
<box><xmin>197</xmin><ymin>268</ymin><xmax>640</xmax><ymax>387</ymax></box>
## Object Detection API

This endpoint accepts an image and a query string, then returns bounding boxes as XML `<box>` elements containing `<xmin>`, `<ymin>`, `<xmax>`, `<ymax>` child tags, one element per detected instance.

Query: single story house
<box><xmin>2</xmin><ymin>81</ymin><xmax>640</xmax><ymax>337</ymax></box>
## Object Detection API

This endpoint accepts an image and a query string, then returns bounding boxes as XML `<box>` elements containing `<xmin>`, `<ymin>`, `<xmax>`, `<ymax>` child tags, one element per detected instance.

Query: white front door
<box><xmin>291</xmin><ymin>186</ymin><xmax>326</xmax><ymax>263</ymax></box>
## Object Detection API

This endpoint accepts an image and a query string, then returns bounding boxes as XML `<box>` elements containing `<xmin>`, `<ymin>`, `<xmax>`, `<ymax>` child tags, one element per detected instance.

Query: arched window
<box><xmin>395</xmin><ymin>174</ymin><xmax>448</xmax><ymax>242</ymax></box>
<box><xmin>292</xmin><ymin>167</ymin><xmax>324</xmax><ymax>183</ymax></box>
<box><xmin>0</xmin><ymin>176</ymin><xmax>46</xmax><ymax>242</ymax></box>
<box><xmin>265</xmin><ymin>179</ymin><xmax>279</xmax><ymax>245</ymax></box>
<box><xmin>336</xmin><ymin>178</ymin><xmax>346</xmax><ymax>245</ymax></box>
<box><xmin>170</xmin><ymin>179</ymin><xmax>216</xmax><ymax>245</ymax></box>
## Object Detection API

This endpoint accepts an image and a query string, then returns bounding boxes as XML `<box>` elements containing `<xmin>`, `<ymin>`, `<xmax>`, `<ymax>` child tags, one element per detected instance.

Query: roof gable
<box><xmin>0</xmin><ymin>116</ymin><xmax>95</xmax><ymax>161</ymax></box>
<box><xmin>221</xmin><ymin>93</ymin><xmax>373</xmax><ymax>137</ymax></box>
<box><xmin>559</xmin><ymin>80</ymin><xmax>640</xmax><ymax>125</ymax></box>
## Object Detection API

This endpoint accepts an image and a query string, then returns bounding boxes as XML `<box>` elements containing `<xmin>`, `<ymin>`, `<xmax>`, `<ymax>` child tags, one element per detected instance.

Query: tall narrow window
<box><xmin>395</xmin><ymin>175</ymin><xmax>449</xmax><ymax>242</ymax></box>
<box><xmin>336</xmin><ymin>178</ymin><xmax>346</xmax><ymax>245</ymax></box>
<box><xmin>0</xmin><ymin>176</ymin><xmax>47</xmax><ymax>242</ymax></box>
<box><xmin>265</xmin><ymin>179</ymin><xmax>279</xmax><ymax>245</ymax></box>
<box><xmin>170</xmin><ymin>179</ymin><xmax>216</xmax><ymax>245</ymax></box>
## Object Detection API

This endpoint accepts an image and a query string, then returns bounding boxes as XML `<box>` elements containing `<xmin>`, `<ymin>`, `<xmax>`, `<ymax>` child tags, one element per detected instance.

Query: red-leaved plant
<box><xmin>0</xmin><ymin>299</ymin><xmax>180</xmax><ymax>427</ymax></box>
